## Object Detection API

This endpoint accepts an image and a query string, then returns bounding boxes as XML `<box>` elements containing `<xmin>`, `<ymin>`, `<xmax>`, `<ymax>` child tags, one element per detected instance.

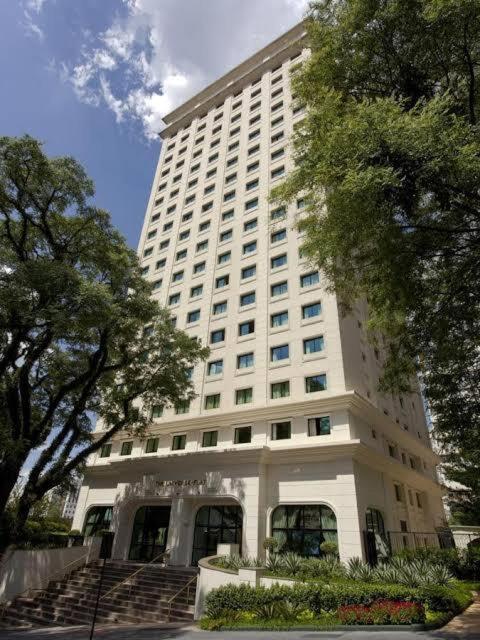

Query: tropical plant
<box><xmin>282</xmin><ymin>552</ymin><xmax>303</xmax><ymax>576</ymax></box>
<box><xmin>266</xmin><ymin>553</ymin><xmax>285</xmax><ymax>573</ymax></box>
<box><xmin>263</xmin><ymin>536</ymin><xmax>279</xmax><ymax>553</ymax></box>
<box><xmin>346</xmin><ymin>557</ymin><xmax>376</xmax><ymax>582</ymax></box>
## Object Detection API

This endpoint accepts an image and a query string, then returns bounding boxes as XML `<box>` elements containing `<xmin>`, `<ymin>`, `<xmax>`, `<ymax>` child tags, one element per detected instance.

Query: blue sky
<box><xmin>0</xmin><ymin>0</ymin><xmax>306</xmax><ymax>249</ymax></box>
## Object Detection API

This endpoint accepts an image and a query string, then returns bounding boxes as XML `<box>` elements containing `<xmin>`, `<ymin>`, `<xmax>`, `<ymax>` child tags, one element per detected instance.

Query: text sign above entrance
<box><xmin>156</xmin><ymin>479</ymin><xmax>206</xmax><ymax>488</ymax></box>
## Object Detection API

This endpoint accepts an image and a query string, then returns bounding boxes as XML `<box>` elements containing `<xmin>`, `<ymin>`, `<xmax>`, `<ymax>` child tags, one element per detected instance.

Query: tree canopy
<box><xmin>0</xmin><ymin>135</ymin><xmax>208</xmax><ymax>547</ymax></box>
<box><xmin>274</xmin><ymin>0</ymin><xmax>480</xmax><ymax>522</ymax></box>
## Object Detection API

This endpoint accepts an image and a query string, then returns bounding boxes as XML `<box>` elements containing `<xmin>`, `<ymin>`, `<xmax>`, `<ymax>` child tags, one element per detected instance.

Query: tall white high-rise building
<box><xmin>72</xmin><ymin>23</ymin><xmax>446</xmax><ymax>565</ymax></box>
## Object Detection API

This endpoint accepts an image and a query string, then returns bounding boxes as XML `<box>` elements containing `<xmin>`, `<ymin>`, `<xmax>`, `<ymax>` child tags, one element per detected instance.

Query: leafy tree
<box><xmin>274</xmin><ymin>0</ymin><xmax>480</xmax><ymax>522</ymax></box>
<box><xmin>0</xmin><ymin>135</ymin><xmax>208</xmax><ymax>548</ymax></box>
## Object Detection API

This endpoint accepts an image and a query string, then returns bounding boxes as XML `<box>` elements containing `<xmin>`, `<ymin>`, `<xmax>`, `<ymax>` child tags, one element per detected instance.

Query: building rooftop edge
<box><xmin>159</xmin><ymin>20</ymin><xmax>307</xmax><ymax>138</ymax></box>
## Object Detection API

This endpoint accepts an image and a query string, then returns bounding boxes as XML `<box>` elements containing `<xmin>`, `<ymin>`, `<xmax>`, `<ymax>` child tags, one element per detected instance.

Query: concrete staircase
<box><xmin>1</xmin><ymin>560</ymin><xmax>198</xmax><ymax>627</ymax></box>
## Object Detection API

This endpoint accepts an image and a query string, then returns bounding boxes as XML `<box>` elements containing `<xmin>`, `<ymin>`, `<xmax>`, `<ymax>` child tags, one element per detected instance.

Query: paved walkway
<box><xmin>1</xmin><ymin>599</ymin><xmax>479</xmax><ymax>640</ymax></box>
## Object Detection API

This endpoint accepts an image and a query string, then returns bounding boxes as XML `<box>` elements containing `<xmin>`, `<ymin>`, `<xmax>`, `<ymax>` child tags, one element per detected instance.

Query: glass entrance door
<box><xmin>129</xmin><ymin>506</ymin><xmax>171</xmax><ymax>562</ymax></box>
<box><xmin>192</xmin><ymin>505</ymin><xmax>242</xmax><ymax>565</ymax></box>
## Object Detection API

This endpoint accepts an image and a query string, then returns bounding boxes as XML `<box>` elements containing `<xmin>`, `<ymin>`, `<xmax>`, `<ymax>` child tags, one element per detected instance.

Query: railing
<box><xmin>388</xmin><ymin>530</ymin><xmax>455</xmax><ymax>553</ymax></box>
<box><xmin>166</xmin><ymin>574</ymin><xmax>197</xmax><ymax>621</ymax></box>
<box><xmin>99</xmin><ymin>549</ymin><xmax>170</xmax><ymax>601</ymax></box>
<box><xmin>0</xmin><ymin>551</ymin><xmax>89</xmax><ymax>619</ymax></box>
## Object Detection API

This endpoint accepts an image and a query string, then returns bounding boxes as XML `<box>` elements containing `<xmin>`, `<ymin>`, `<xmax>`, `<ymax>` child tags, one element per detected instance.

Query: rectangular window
<box><xmin>302</xmin><ymin>302</ymin><xmax>321</xmax><ymax>319</ymax></box>
<box><xmin>270</xmin><ymin>206</ymin><xmax>286</xmax><ymax>220</ymax></box>
<box><xmin>240</xmin><ymin>291</ymin><xmax>255</xmax><ymax>306</ymax></box>
<box><xmin>248</xmin><ymin>127</ymin><xmax>260</xmax><ymax>139</ymax></box>
<box><xmin>241</xmin><ymin>264</ymin><xmax>256</xmax><ymax>279</ymax></box>
<box><xmin>271</xmin><ymin>166</ymin><xmax>285</xmax><ymax>179</ymax></box>
<box><xmin>205</xmin><ymin>395</ymin><xmax>220</xmax><ymax>410</ymax></box>
<box><xmin>271</xmin><ymin>281</ymin><xmax>288</xmax><ymax>296</ymax></box>
<box><xmin>220</xmin><ymin>229</ymin><xmax>233</xmax><ymax>242</ymax></box>
<box><xmin>234</xmin><ymin>426</ymin><xmax>251</xmax><ymax>444</ymax></box>
<box><xmin>225</xmin><ymin>172</ymin><xmax>237</xmax><ymax>184</ymax></box>
<box><xmin>182</xmin><ymin>211</ymin><xmax>193</xmax><ymax>222</ymax></box>
<box><xmin>172</xmin><ymin>270</ymin><xmax>183</xmax><ymax>283</ymax></box>
<box><xmin>147</xmin><ymin>229</ymin><xmax>157</xmax><ymax>240</ymax></box>
<box><xmin>143</xmin><ymin>247</ymin><xmax>153</xmax><ymax>257</ymax></box>
<box><xmin>245</xmin><ymin>197</ymin><xmax>258</xmax><ymax>211</ymax></box>
<box><xmin>100</xmin><ymin>443</ymin><xmax>112</xmax><ymax>458</ymax></box>
<box><xmin>247</xmin><ymin>160</ymin><xmax>259</xmax><ymax>173</ymax></box>
<box><xmin>228</xmin><ymin>140</ymin><xmax>239</xmax><ymax>152</ymax></box>
<box><xmin>239</xmin><ymin>320</ymin><xmax>255</xmax><ymax>336</ymax></box>
<box><xmin>272</xmin><ymin>421</ymin><xmax>291</xmax><ymax>440</ymax></box>
<box><xmin>271</xmin><ymin>311</ymin><xmax>288</xmax><ymax>327</ymax></box>
<box><xmin>190</xmin><ymin>285</ymin><xmax>203</xmax><ymax>297</ymax></box>
<box><xmin>190</xmin><ymin>163</ymin><xmax>200</xmax><ymax>173</ymax></box>
<box><xmin>218</xmin><ymin>251</ymin><xmax>231</xmax><ymax>265</ymax></box>
<box><xmin>173</xmin><ymin>399</ymin><xmax>189</xmax><ymax>414</ymax></box>
<box><xmin>395</xmin><ymin>485</ymin><xmax>403</xmax><ymax>502</ymax></box>
<box><xmin>169</xmin><ymin>293</ymin><xmax>180</xmax><ymax>305</ymax></box>
<box><xmin>271</xmin><ymin>381</ymin><xmax>290</xmax><ymax>399</ymax></box>
<box><xmin>210</xmin><ymin>328</ymin><xmax>225</xmax><ymax>344</ymax></box>
<box><xmin>172</xmin><ymin>434</ymin><xmax>186</xmax><ymax>451</ymax></box>
<box><xmin>208</xmin><ymin>153</ymin><xmax>218</xmax><ymax>164</ymax></box>
<box><xmin>196</xmin><ymin>240</ymin><xmax>208</xmax><ymax>252</ymax></box>
<box><xmin>227</xmin><ymin>156</ymin><xmax>238</xmax><ymax>167</ymax></box>
<box><xmin>236</xmin><ymin>387</ymin><xmax>253</xmax><ymax>404</ymax></box>
<box><xmin>202</xmin><ymin>430</ymin><xmax>218</xmax><ymax>446</ymax></box>
<box><xmin>222</xmin><ymin>209</ymin><xmax>234</xmax><ymax>222</ymax></box>
<box><xmin>416</xmin><ymin>493</ymin><xmax>422</xmax><ymax>508</ymax></box>
<box><xmin>308</xmin><ymin>416</ymin><xmax>331</xmax><ymax>436</ymax></box>
<box><xmin>271</xmin><ymin>344</ymin><xmax>289</xmax><ymax>362</ymax></box>
<box><xmin>271</xmin><ymin>147</ymin><xmax>284</xmax><ymax>161</ymax></box>
<box><xmin>199</xmin><ymin>220</ymin><xmax>211</xmax><ymax>232</ymax></box>
<box><xmin>271</xmin><ymin>229</ymin><xmax>286</xmax><ymax>243</ymax></box>
<box><xmin>151</xmin><ymin>404</ymin><xmax>163</xmax><ymax>419</ymax></box>
<box><xmin>248</xmin><ymin>144</ymin><xmax>260</xmax><ymax>156</ymax></box>
<box><xmin>206</xmin><ymin>168</ymin><xmax>217</xmax><ymax>180</ymax></box>
<box><xmin>210</xmin><ymin>138</ymin><xmax>220</xmax><ymax>149</ymax></box>
<box><xmin>121</xmin><ymin>441</ymin><xmax>133</xmax><ymax>456</ymax></box>
<box><xmin>271</xmin><ymin>253</ymin><xmax>287</xmax><ymax>269</ymax></box>
<box><xmin>305</xmin><ymin>374</ymin><xmax>327</xmax><ymax>393</ymax></box>
<box><xmin>202</xmin><ymin>201</ymin><xmax>213</xmax><ymax>213</ymax></box>
<box><xmin>145</xmin><ymin>437</ymin><xmax>159</xmax><ymax>453</ymax></box>
<box><xmin>243</xmin><ymin>241</ymin><xmax>257</xmax><ymax>255</ymax></box>
<box><xmin>163</xmin><ymin>222</ymin><xmax>173</xmax><ymax>232</ymax></box>
<box><xmin>152</xmin><ymin>279</ymin><xmax>162</xmax><ymax>290</ymax></box>
<box><xmin>224</xmin><ymin>190</ymin><xmax>236</xmax><ymax>202</ymax></box>
<box><xmin>237</xmin><ymin>352</ymin><xmax>254</xmax><ymax>369</ymax></box>
<box><xmin>175</xmin><ymin>249</ymin><xmax>187</xmax><ymax>262</ymax></box>
<box><xmin>271</xmin><ymin>116</ymin><xmax>284</xmax><ymax>128</ymax></box>
<box><xmin>246</xmin><ymin>178</ymin><xmax>259</xmax><ymax>191</ymax></box>
<box><xmin>250</xmin><ymin>100</ymin><xmax>261</xmax><ymax>111</ymax></box>
<box><xmin>301</xmin><ymin>271</ymin><xmax>320</xmax><ymax>287</ymax></box>
<box><xmin>216</xmin><ymin>274</ymin><xmax>229</xmax><ymax>288</ymax></box>
<box><xmin>193</xmin><ymin>261</ymin><xmax>205</xmax><ymax>274</ymax></box>
<box><xmin>204</xmin><ymin>184</ymin><xmax>215</xmax><ymax>196</ymax></box>
<box><xmin>187</xmin><ymin>309</ymin><xmax>200</xmax><ymax>323</ymax></box>
<box><xmin>271</xmin><ymin>130</ymin><xmax>284</xmax><ymax>144</ymax></box>
<box><xmin>230</xmin><ymin>126</ymin><xmax>240</xmax><ymax>137</ymax></box>
<box><xmin>303</xmin><ymin>336</ymin><xmax>325</xmax><ymax>354</ymax></box>
<box><xmin>213</xmin><ymin>300</ymin><xmax>227</xmax><ymax>315</ymax></box>
<box><xmin>208</xmin><ymin>360</ymin><xmax>223</xmax><ymax>376</ymax></box>
<box><xmin>140</xmin><ymin>266</ymin><xmax>149</xmax><ymax>276</ymax></box>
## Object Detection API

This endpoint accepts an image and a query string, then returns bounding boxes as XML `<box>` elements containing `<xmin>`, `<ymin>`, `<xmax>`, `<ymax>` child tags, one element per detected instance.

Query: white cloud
<box><xmin>57</xmin><ymin>0</ymin><xmax>308</xmax><ymax>140</ymax></box>
<box><xmin>22</xmin><ymin>0</ymin><xmax>49</xmax><ymax>40</ymax></box>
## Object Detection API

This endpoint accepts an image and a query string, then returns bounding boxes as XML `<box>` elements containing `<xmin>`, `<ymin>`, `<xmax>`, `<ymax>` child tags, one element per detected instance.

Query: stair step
<box><xmin>1</xmin><ymin>561</ymin><xmax>198</xmax><ymax>627</ymax></box>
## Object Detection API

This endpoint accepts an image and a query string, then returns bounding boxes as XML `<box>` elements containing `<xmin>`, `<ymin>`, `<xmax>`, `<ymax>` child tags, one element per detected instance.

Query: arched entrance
<box><xmin>271</xmin><ymin>504</ymin><xmax>338</xmax><ymax>556</ymax></box>
<box><xmin>129</xmin><ymin>505</ymin><xmax>171</xmax><ymax>562</ymax></box>
<box><xmin>365</xmin><ymin>507</ymin><xmax>389</xmax><ymax>564</ymax></box>
<box><xmin>192</xmin><ymin>505</ymin><xmax>243</xmax><ymax>565</ymax></box>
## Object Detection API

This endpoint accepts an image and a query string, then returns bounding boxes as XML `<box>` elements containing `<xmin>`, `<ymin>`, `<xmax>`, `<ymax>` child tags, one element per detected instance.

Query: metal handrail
<box><xmin>166</xmin><ymin>574</ymin><xmax>197</xmax><ymax>620</ymax></box>
<box><xmin>100</xmin><ymin>549</ymin><xmax>170</xmax><ymax>601</ymax></box>
<box><xmin>0</xmin><ymin>551</ymin><xmax>89</xmax><ymax>618</ymax></box>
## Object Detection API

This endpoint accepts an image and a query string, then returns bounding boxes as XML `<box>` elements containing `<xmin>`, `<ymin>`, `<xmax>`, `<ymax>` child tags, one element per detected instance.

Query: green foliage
<box><xmin>0</xmin><ymin>135</ymin><xmax>208</xmax><ymax>546</ymax></box>
<box><xmin>394</xmin><ymin>546</ymin><xmax>480</xmax><ymax>581</ymax></box>
<box><xmin>205</xmin><ymin>582</ymin><xmax>424</xmax><ymax>618</ymax></box>
<box><xmin>262</xmin><ymin>536</ymin><xmax>279</xmax><ymax>552</ymax></box>
<box><xmin>273</xmin><ymin>0</ymin><xmax>480</xmax><ymax>517</ymax></box>
<box><xmin>319</xmin><ymin>541</ymin><xmax>338</xmax><ymax>556</ymax></box>
<box><xmin>346</xmin><ymin>556</ymin><xmax>455</xmax><ymax>587</ymax></box>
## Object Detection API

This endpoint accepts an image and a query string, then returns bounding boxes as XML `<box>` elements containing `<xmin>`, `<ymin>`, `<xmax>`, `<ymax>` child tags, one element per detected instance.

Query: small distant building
<box><xmin>62</xmin><ymin>482</ymin><xmax>82</xmax><ymax>520</ymax></box>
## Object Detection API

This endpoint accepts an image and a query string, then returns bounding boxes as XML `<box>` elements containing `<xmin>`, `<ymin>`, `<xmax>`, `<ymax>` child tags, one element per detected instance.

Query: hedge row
<box><xmin>204</xmin><ymin>582</ymin><xmax>466</xmax><ymax>618</ymax></box>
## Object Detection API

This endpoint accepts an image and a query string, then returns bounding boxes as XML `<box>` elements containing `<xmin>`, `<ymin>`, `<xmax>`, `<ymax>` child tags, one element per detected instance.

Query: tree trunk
<box><xmin>0</xmin><ymin>455</ymin><xmax>27</xmax><ymax>553</ymax></box>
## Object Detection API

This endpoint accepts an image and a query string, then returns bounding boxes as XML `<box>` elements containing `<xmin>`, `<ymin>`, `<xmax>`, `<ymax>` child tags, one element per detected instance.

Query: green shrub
<box><xmin>299</xmin><ymin>556</ymin><xmax>347</xmax><ymax>581</ymax></box>
<box><xmin>204</xmin><ymin>582</ymin><xmax>425</xmax><ymax>618</ymax></box>
<box><xmin>263</xmin><ymin>537</ymin><xmax>279</xmax><ymax>553</ymax></box>
<box><xmin>417</xmin><ymin>585</ymin><xmax>470</xmax><ymax>613</ymax></box>
<box><xmin>320</xmin><ymin>541</ymin><xmax>338</xmax><ymax>556</ymax></box>
<box><xmin>394</xmin><ymin>546</ymin><xmax>480</xmax><ymax>581</ymax></box>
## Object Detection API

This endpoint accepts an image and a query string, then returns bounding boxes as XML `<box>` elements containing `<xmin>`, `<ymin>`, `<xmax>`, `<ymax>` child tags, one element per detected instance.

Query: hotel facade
<box><xmin>72</xmin><ymin>23</ymin><xmax>446</xmax><ymax>566</ymax></box>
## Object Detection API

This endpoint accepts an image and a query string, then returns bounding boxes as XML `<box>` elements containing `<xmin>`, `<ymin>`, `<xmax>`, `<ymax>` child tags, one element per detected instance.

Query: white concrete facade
<box><xmin>72</xmin><ymin>23</ymin><xmax>446</xmax><ymax>565</ymax></box>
